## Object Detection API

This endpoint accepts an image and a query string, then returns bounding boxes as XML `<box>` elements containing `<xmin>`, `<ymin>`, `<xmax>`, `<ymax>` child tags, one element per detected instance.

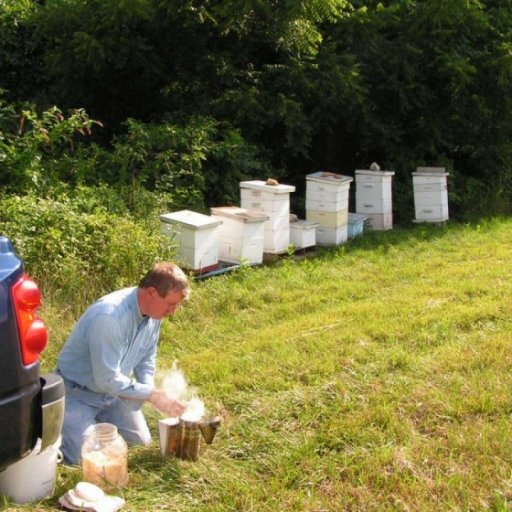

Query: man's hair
<box><xmin>139</xmin><ymin>262</ymin><xmax>190</xmax><ymax>299</ymax></box>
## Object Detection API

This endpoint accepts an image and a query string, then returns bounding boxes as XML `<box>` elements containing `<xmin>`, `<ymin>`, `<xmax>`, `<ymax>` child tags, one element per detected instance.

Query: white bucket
<box><xmin>0</xmin><ymin>436</ymin><xmax>62</xmax><ymax>504</ymax></box>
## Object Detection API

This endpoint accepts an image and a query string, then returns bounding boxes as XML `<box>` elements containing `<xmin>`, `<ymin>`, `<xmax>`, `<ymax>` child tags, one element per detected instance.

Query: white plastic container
<box><xmin>210</xmin><ymin>206</ymin><xmax>269</xmax><ymax>265</ymax></box>
<box><xmin>0</xmin><ymin>436</ymin><xmax>62</xmax><ymax>504</ymax></box>
<box><xmin>160</xmin><ymin>210</ymin><xmax>223</xmax><ymax>271</ymax></box>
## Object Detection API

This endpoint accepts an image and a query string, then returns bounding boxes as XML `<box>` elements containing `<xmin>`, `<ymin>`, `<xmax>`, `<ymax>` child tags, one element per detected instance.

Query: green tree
<box><xmin>4</xmin><ymin>0</ymin><xmax>512</xmax><ymax>219</ymax></box>
<box><xmin>0</xmin><ymin>0</ymin><xmax>45</xmax><ymax>103</ymax></box>
<box><xmin>311</xmin><ymin>0</ymin><xmax>512</xmax><ymax>218</ymax></box>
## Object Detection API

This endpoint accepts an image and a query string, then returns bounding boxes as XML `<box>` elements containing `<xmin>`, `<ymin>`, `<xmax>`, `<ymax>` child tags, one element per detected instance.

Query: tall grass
<box><xmin>5</xmin><ymin>218</ymin><xmax>512</xmax><ymax>511</ymax></box>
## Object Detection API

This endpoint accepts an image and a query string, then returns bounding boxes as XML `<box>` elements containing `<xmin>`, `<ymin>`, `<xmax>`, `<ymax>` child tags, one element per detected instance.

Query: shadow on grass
<box><xmin>129</xmin><ymin>444</ymin><xmax>182</xmax><ymax>485</ymax></box>
<box><xmin>315</xmin><ymin>216</ymin><xmax>507</xmax><ymax>259</ymax></box>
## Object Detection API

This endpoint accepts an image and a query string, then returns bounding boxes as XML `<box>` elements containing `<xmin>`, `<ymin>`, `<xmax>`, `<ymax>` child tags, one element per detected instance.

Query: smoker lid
<box><xmin>160</xmin><ymin>210</ymin><xmax>223</xmax><ymax>230</ymax></box>
<box><xmin>210</xmin><ymin>206</ymin><xmax>269</xmax><ymax>223</ymax></box>
<box><xmin>239</xmin><ymin>180</ymin><xmax>295</xmax><ymax>193</ymax></box>
<box><xmin>306</xmin><ymin>171</ymin><xmax>353</xmax><ymax>184</ymax></box>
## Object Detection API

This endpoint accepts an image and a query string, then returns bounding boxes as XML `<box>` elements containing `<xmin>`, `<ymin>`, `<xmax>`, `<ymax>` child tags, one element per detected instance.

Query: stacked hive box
<box><xmin>355</xmin><ymin>169</ymin><xmax>395</xmax><ymax>230</ymax></box>
<box><xmin>347</xmin><ymin>213</ymin><xmax>367</xmax><ymax>239</ymax></box>
<box><xmin>210</xmin><ymin>206</ymin><xmax>269</xmax><ymax>265</ymax></box>
<box><xmin>289</xmin><ymin>219</ymin><xmax>318</xmax><ymax>250</ymax></box>
<box><xmin>412</xmin><ymin>167</ymin><xmax>449</xmax><ymax>223</ymax></box>
<box><xmin>160</xmin><ymin>210</ymin><xmax>222</xmax><ymax>272</ymax></box>
<box><xmin>239</xmin><ymin>180</ymin><xmax>296</xmax><ymax>254</ymax></box>
<box><xmin>305</xmin><ymin>171</ymin><xmax>353</xmax><ymax>246</ymax></box>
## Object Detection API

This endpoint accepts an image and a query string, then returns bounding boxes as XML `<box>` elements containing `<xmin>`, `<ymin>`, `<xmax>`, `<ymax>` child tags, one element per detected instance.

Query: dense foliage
<box><xmin>1</xmin><ymin>0</ymin><xmax>512</xmax><ymax>289</ymax></box>
<box><xmin>0</xmin><ymin>191</ymin><xmax>176</xmax><ymax>303</ymax></box>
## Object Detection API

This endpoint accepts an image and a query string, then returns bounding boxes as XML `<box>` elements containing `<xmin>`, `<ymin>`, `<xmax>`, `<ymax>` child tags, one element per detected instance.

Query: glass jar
<box><xmin>81</xmin><ymin>423</ymin><xmax>128</xmax><ymax>490</ymax></box>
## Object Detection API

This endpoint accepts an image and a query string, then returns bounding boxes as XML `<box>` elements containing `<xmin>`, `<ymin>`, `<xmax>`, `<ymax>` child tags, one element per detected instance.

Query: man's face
<box><xmin>146</xmin><ymin>288</ymin><xmax>185</xmax><ymax>320</ymax></box>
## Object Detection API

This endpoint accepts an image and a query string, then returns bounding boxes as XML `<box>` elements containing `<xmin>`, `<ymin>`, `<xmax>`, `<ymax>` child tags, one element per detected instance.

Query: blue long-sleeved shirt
<box><xmin>57</xmin><ymin>287</ymin><xmax>160</xmax><ymax>402</ymax></box>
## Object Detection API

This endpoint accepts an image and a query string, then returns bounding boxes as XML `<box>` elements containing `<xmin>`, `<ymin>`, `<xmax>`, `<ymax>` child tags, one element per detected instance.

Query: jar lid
<box><xmin>94</xmin><ymin>422</ymin><xmax>118</xmax><ymax>441</ymax></box>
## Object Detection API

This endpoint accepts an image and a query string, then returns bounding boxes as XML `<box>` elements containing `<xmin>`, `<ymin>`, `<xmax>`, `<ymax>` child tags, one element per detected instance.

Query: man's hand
<box><xmin>148</xmin><ymin>389</ymin><xmax>186</xmax><ymax>417</ymax></box>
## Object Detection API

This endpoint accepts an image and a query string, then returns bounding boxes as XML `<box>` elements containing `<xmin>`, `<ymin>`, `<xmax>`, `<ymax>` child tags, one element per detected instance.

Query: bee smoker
<box><xmin>160</xmin><ymin>416</ymin><xmax>221</xmax><ymax>462</ymax></box>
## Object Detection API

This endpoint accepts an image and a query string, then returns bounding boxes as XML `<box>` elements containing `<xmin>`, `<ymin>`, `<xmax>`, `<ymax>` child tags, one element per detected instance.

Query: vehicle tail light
<box><xmin>11</xmin><ymin>273</ymin><xmax>48</xmax><ymax>365</ymax></box>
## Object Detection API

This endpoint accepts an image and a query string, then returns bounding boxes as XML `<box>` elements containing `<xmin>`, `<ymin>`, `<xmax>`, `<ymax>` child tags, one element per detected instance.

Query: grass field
<box><xmin>4</xmin><ymin>218</ymin><xmax>512</xmax><ymax>511</ymax></box>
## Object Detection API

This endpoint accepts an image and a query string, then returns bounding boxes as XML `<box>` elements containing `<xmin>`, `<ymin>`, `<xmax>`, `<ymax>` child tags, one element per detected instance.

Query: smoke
<box><xmin>181</xmin><ymin>396</ymin><xmax>205</xmax><ymax>422</ymax></box>
<box><xmin>162</xmin><ymin>360</ymin><xmax>187</xmax><ymax>400</ymax></box>
<box><xmin>162</xmin><ymin>360</ymin><xmax>205</xmax><ymax>422</ymax></box>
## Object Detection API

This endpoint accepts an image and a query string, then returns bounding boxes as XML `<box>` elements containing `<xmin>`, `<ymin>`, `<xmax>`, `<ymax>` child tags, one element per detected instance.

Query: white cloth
<box><xmin>58</xmin><ymin>482</ymin><xmax>125</xmax><ymax>512</ymax></box>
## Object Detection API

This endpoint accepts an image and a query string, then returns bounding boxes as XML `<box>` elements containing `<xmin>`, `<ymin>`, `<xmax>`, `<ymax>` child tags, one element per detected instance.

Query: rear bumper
<box><xmin>0</xmin><ymin>380</ymin><xmax>41</xmax><ymax>470</ymax></box>
<box><xmin>40</xmin><ymin>373</ymin><xmax>65</xmax><ymax>450</ymax></box>
<box><xmin>0</xmin><ymin>373</ymin><xmax>65</xmax><ymax>470</ymax></box>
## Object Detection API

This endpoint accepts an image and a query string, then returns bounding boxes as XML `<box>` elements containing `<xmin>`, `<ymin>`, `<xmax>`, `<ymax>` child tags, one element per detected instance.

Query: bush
<box><xmin>0</xmin><ymin>192</ymin><xmax>176</xmax><ymax>308</ymax></box>
<box><xmin>0</xmin><ymin>98</ymin><xmax>100</xmax><ymax>194</ymax></box>
<box><xmin>102</xmin><ymin>117</ymin><xmax>272</xmax><ymax>211</ymax></box>
<box><xmin>0</xmin><ymin>98</ymin><xmax>271</xmax><ymax>216</ymax></box>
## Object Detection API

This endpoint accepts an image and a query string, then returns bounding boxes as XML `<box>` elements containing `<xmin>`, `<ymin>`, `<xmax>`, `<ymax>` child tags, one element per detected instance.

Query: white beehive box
<box><xmin>355</xmin><ymin>170</ymin><xmax>394</xmax><ymax>199</ymax></box>
<box><xmin>210</xmin><ymin>206</ymin><xmax>269</xmax><ymax>265</ymax></box>
<box><xmin>240</xmin><ymin>180</ymin><xmax>295</xmax><ymax>254</ymax></box>
<box><xmin>348</xmin><ymin>213</ymin><xmax>367</xmax><ymax>239</ymax></box>
<box><xmin>365</xmin><ymin>212</ymin><xmax>393</xmax><ymax>230</ymax></box>
<box><xmin>305</xmin><ymin>172</ymin><xmax>352</xmax><ymax>246</ymax></box>
<box><xmin>412</xmin><ymin>167</ymin><xmax>449</xmax><ymax>223</ymax></box>
<box><xmin>306</xmin><ymin>172</ymin><xmax>352</xmax><ymax>206</ymax></box>
<box><xmin>355</xmin><ymin>169</ymin><xmax>395</xmax><ymax>230</ymax></box>
<box><xmin>160</xmin><ymin>210</ymin><xmax>222</xmax><ymax>271</ymax></box>
<box><xmin>306</xmin><ymin>209</ymin><xmax>348</xmax><ymax>229</ymax></box>
<box><xmin>354</xmin><ymin>198</ymin><xmax>392</xmax><ymax>214</ymax></box>
<box><xmin>239</xmin><ymin>192</ymin><xmax>290</xmax><ymax>216</ymax></box>
<box><xmin>316</xmin><ymin>225</ymin><xmax>348</xmax><ymax>246</ymax></box>
<box><xmin>305</xmin><ymin>197</ymin><xmax>349</xmax><ymax>213</ymax></box>
<box><xmin>289</xmin><ymin>219</ymin><xmax>318</xmax><ymax>250</ymax></box>
<box><xmin>306</xmin><ymin>185</ymin><xmax>348</xmax><ymax>203</ymax></box>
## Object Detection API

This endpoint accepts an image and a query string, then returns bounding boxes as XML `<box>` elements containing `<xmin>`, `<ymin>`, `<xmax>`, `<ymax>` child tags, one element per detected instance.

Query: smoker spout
<box><xmin>199</xmin><ymin>416</ymin><xmax>222</xmax><ymax>444</ymax></box>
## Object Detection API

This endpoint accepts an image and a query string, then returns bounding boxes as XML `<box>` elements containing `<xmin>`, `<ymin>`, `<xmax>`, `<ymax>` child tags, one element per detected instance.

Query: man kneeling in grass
<box><xmin>56</xmin><ymin>262</ymin><xmax>189</xmax><ymax>465</ymax></box>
